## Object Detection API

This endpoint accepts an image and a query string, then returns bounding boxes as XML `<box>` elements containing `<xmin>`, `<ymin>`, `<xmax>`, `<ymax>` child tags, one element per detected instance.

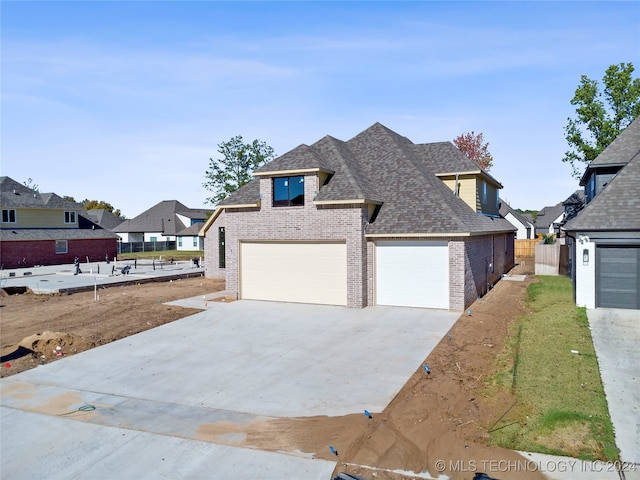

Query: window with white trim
<box><xmin>64</xmin><ymin>211</ymin><xmax>76</xmax><ymax>224</ymax></box>
<box><xmin>55</xmin><ymin>240</ymin><xmax>68</xmax><ymax>254</ymax></box>
<box><xmin>482</xmin><ymin>181</ymin><xmax>488</xmax><ymax>204</ymax></box>
<box><xmin>2</xmin><ymin>209</ymin><xmax>16</xmax><ymax>223</ymax></box>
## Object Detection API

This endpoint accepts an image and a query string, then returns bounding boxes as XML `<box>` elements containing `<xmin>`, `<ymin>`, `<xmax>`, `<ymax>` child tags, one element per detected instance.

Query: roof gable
<box><xmin>113</xmin><ymin>200</ymin><xmax>206</xmax><ymax>235</ymax></box>
<box><xmin>579</xmin><ymin>116</ymin><xmax>640</xmax><ymax>185</ymax></box>
<box><xmin>216</xmin><ymin>123</ymin><xmax>515</xmax><ymax>236</ymax></box>
<box><xmin>499</xmin><ymin>199</ymin><xmax>533</xmax><ymax>227</ymax></box>
<box><xmin>565</xmin><ymin>150</ymin><xmax>640</xmax><ymax>231</ymax></box>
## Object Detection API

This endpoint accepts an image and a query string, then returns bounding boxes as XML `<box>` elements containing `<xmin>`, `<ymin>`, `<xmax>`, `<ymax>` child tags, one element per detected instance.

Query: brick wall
<box><xmin>460</xmin><ymin>233</ymin><xmax>515</xmax><ymax>309</ymax></box>
<box><xmin>205</xmin><ymin>175</ymin><xmax>368</xmax><ymax>307</ymax></box>
<box><xmin>203</xmin><ymin>173</ymin><xmax>515</xmax><ymax>311</ymax></box>
<box><xmin>1</xmin><ymin>238</ymin><xmax>117</xmax><ymax>269</ymax></box>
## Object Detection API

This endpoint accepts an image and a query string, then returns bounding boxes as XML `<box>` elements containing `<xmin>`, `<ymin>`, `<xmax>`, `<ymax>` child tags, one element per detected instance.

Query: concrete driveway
<box><xmin>587</xmin><ymin>308</ymin><xmax>640</xmax><ymax>464</ymax></box>
<box><xmin>1</xmin><ymin>300</ymin><xmax>458</xmax><ymax>479</ymax></box>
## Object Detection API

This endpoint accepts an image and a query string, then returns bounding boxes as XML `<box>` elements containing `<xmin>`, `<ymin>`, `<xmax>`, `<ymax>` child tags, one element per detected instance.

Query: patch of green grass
<box><xmin>488</xmin><ymin>276</ymin><xmax>618</xmax><ymax>461</ymax></box>
<box><xmin>116</xmin><ymin>250</ymin><xmax>203</xmax><ymax>261</ymax></box>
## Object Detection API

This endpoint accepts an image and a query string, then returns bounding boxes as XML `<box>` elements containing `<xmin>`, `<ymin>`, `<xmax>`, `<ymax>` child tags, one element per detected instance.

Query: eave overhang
<box><xmin>254</xmin><ymin>167</ymin><xmax>335</xmax><ymax>177</ymax></box>
<box><xmin>436</xmin><ymin>170</ymin><xmax>504</xmax><ymax>189</ymax></box>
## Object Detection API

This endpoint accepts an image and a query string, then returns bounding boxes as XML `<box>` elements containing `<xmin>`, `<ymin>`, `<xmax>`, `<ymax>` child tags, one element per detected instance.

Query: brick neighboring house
<box><xmin>200</xmin><ymin>123</ymin><xmax>516</xmax><ymax>311</ymax></box>
<box><xmin>113</xmin><ymin>200</ymin><xmax>210</xmax><ymax>244</ymax></box>
<box><xmin>0</xmin><ymin>177</ymin><xmax>119</xmax><ymax>268</ymax></box>
<box><xmin>564</xmin><ymin>117</ymin><xmax>640</xmax><ymax>310</ymax></box>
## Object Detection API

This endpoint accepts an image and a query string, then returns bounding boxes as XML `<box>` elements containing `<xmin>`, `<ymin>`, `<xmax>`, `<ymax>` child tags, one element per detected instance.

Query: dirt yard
<box><xmin>1</xmin><ymin>260</ymin><xmax>539</xmax><ymax>480</ymax></box>
<box><xmin>0</xmin><ymin>277</ymin><xmax>226</xmax><ymax>377</ymax></box>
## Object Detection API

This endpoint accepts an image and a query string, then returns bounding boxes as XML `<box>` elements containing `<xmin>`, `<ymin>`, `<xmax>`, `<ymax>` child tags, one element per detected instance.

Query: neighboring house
<box><xmin>499</xmin><ymin>199</ymin><xmax>536</xmax><ymax>239</ymax></box>
<box><xmin>113</xmin><ymin>200</ymin><xmax>209</xmax><ymax>244</ymax></box>
<box><xmin>563</xmin><ymin>117</ymin><xmax>640</xmax><ymax>310</ymax></box>
<box><xmin>84</xmin><ymin>209</ymin><xmax>124</xmax><ymax>231</ymax></box>
<box><xmin>176</xmin><ymin>223</ymin><xmax>205</xmax><ymax>251</ymax></box>
<box><xmin>534</xmin><ymin>202</ymin><xmax>565</xmax><ymax>236</ymax></box>
<box><xmin>561</xmin><ymin>190</ymin><xmax>585</xmax><ymax>226</ymax></box>
<box><xmin>0</xmin><ymin>176</ymin><xmax>119</xmax><ymax>269</ymax></box>
<box><xmin>200</xmin><ymin>123</ymin><xmax>516</xmax><ymax>311</ymax></box>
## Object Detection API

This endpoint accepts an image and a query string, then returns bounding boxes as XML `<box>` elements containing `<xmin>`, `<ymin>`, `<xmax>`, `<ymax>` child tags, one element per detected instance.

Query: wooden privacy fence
<box><xmin>535</xmin><ymin>242</ymin><xmax>569</xmax><ymax>276</ymax></box>
<box><xmin>515</xmin><ymin>239</ymin><xmax>539</xmax><ymax>257</ymax></box>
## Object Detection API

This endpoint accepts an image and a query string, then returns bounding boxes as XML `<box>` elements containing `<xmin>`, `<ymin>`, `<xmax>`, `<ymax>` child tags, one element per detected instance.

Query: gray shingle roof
<box><xmin>565</xmin><ymin>148</ymin><xmax>640</xmax><ymax>232</ymax></box>
<box><xmin>578</xmin><ymin>116</ymin><xmax>640</xmax><ymax>185</ymax></box>
<box><xmin>84</xmin><ymin>209</ymin><xmax>124</xmax><ymax>230</ymax></box>
<box><xmin>535</xmin><ymin>203</ymin><xmax>564</xmax><ymax>229</ymax></box>
<box><xmin>221</xmin><ymin>123</ymin><xmax>514</xmax><ymax>235</ymax></box>
<box><xmin>1</xmin><ymin>177</ymin><xmax>76</xmax><ymax>210</ymax></box>
<box><xmin>0</xmin><ymin>228</ymin><xmax>119</xmax><ymax>241</ymax></box>
<box><xmin>217</xmin><ymin>180</ymin><xmax>260</xmax><ymax>206</ymax></box>
<box><xmin>113</xmin><ymin>200</ymin><xmax>208</xmax><ymax>235</ymax></box>
<box><xmin>176</xmin><ymin>222</ymin><xmax>205</xmax><ymax>236</ymax></box>
<box><xmin>590</xmin><ymin>117</ymin><xmax>640</xmax><ymax>167</ymax></box>
<box><xmin>499</xmin><ymin>199</ymin><xmax>533</xmax><ymax>227</ymax></box>
<box><xmin>254</xmin><ymin>143</ymin><xmax>335</xmax><ymax>174</ymax></box>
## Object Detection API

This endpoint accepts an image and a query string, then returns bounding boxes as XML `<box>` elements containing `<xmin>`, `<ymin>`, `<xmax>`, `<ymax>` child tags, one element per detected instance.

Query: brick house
<box><xmin>0</xmin><ymin>176</ymin><xmax>119</xmax><ymax>268</ymax></box>
<box><xmin>200</xmin><ymin>123</ymin><xmax>515</xmax><ymax>311</ymax></box>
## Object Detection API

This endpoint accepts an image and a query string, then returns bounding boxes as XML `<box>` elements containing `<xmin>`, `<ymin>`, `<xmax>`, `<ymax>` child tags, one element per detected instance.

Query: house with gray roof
<box><xmin>200</xmin><ymin>123</ymin><xmax>516</xmax><ymax>311</ymax></box>
<box><xmin>113</xmin><ymin>200</ymin><xmax>210</xmax><ymax>247</ymax></box>
<box><xmin>499</xmin><ymin>199</ymin><xmax>536</xmax><ymax>239</ymax></box>
<box><xmin>0</xmin><ymin>176</ymin><xmax>119</xmax><ymax>269</ymax></box>
<box><xmin>176</xmin><ymin>223</ymin><xmax>206</xmax><ymax>251</ymax></box>
<box><xmin>84</xmin><ymin>208</ymin><xmax>124</xmax><ymax>231</ymax></box>
<box><xmin>534</xmin><ymin>202</ymin><xmax>565</xmax><ymax>236</ymax></box>
<box><xmin>563</xmin><ymin>116</ymin><xmax>640</xmax><ymax>310</ymax></box>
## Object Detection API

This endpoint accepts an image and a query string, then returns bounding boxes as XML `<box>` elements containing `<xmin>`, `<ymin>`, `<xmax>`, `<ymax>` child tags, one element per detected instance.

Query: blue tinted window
<box><xmin>273</xmin><ymin>176</ymin><xmax>304</xmax><ymax>206</ymax></box>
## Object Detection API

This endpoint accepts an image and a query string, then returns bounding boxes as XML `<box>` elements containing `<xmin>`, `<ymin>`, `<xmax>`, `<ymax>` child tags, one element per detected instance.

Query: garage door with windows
<box><xmin>596</xmin><ymin>246</ymin><xmax>640</xmax><ymax>309</ymax></box>
<box><xmin>240</xmin><ymin>241</ymin><xmax>347</xmax><ymax>306</ymax></box>
<box><xmin>375</xmin><ymin>240</ymin><xmax>449</xmax><ymax>309</ymax></box>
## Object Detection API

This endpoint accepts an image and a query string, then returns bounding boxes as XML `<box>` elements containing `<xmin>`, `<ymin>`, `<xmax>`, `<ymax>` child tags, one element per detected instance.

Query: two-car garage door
<box><xmin>375</xmin><ymin>240</ymin><xmax>449</xmax><ymax>309</ymax></box>
<box><xmin>239</xmin><ymin>240</ymin><xmax>450</xmax><ymax>309</ymax></box>
<box><xmin>240</xmin><ymin>241</ymin><xmax>347</xmax><ymax>306</ymax></box>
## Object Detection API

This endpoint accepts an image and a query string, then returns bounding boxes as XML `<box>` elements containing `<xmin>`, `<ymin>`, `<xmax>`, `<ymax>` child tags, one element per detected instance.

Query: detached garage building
<box><xmin>564</xmin><ymin>117</ymin><xmax>640</xmax><ymax>310</ymax></box>
<box><xmin>201</xmin><ymin>123</ymin><xmax>515</xmax><ymax>311</ymax></box>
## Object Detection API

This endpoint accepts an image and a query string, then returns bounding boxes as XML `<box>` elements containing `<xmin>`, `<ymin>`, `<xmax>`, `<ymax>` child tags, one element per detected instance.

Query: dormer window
<box><xmin>273</xmin><ymin>176</ymin><xmax>304</xmax><ymax>207</ymax></box>
<box><xmin>64</xmin><ymin>211</ymin><xmax>76</xmax><ymax>224</ymax></box>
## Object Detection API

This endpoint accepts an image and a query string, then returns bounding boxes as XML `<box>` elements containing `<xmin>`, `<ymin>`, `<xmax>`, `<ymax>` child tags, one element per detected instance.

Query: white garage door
<box><xmin>240</xmin><ymin>241</ymin><xmax>347</xmax><ymax>306</ymax></box>
<box><xmin>376</xmin><ymin>240</ymin><xmax>449</xmax><ymax>309</ymax></box>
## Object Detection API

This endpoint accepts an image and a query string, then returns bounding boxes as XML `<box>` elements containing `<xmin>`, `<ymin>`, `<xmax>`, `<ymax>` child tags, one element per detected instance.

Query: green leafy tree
<box><xmin>563</xmin><ymin>62</ymin><xmax>640</xmax><ymax>179</ymax></box>
<box><xmin>203</xmin><ymin>135</ymin><xmax>275</xmax><ymax>205</ymax></box>
<box><xmin>453</xmin><ymin>131</ymin><xmax>494</xmax><ymax>171</ymax></box>
<box><xmin>82</xmin><ymin>199</ymin><xmax>122</xmax><ymax>218</ymax></box>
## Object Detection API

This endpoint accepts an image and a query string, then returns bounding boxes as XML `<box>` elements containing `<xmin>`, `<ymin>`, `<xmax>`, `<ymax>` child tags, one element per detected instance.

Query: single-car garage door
<box><xmin>376</xmin><ymin>240</ymin><xmax>449</xmax><ymax>309</ymax></box>
<box><xmin>597</xmin><ymin>246</ymin><xmax>640</xmax><ymax>309</ymax></box>
<box><xmin>240</xmin><ymin>241</ymin><xmax>347</xmax><ymax>306</ymax></box>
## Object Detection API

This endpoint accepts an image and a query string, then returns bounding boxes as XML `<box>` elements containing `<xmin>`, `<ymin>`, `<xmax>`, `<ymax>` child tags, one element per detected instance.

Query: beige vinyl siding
<box><xmin>442</xmin><ymin>175</ymin><xmax>478</xmax><ymax>212</ymax></box>
<box><xmin>6</xmin><ymin>208</ymin><xmax>72</xmax><ymax>228</ymax></box>
<box><xmin>240</xmin><ymin>241</ymin><xmax>347</xmax><ymax>306</ymax></box>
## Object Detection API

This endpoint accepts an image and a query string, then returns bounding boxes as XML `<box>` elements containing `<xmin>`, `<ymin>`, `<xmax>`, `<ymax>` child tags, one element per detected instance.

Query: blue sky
<box><xmin>2</xmin><ymin>1</ymin><xmax>639</xmax><ymax>218</ymax></box>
